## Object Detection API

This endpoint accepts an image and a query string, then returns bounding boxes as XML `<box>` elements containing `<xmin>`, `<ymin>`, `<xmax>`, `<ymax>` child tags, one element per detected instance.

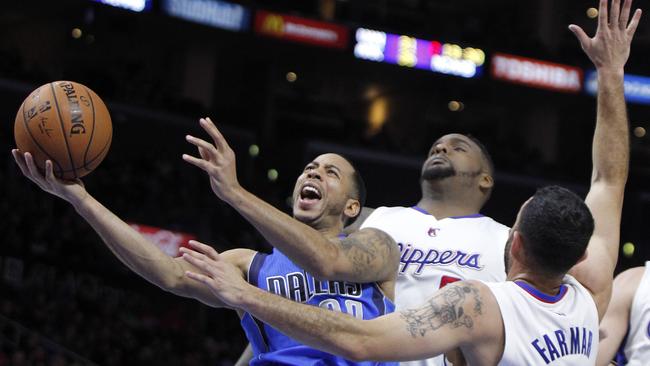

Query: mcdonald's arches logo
<box><xmin>254</xmin><ymin>10</ymin><xmax>349</xmax><ymax>49</ymax></box>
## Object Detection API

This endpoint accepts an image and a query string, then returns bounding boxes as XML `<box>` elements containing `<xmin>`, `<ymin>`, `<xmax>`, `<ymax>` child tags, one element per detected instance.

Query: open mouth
<box><xmin>299</xmin><ymin>184</ymin><xmax>322</xmax><ymax>202</ymax></box>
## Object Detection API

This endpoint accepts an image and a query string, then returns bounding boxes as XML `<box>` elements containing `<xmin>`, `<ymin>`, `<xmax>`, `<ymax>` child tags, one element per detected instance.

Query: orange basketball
<box><xmin>14</xmin><ymin>81</ymin><xmax>112</xmax><ymax>180</ymax></box>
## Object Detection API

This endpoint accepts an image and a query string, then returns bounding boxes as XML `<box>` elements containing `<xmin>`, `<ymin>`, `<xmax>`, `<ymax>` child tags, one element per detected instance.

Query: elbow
<box><xmin>309</xmin><ymin>265</ymin><xmax>338</xmax><ymax>281</ymax></box>
<box><xmin>337</xmin><ymin>335</ymin><xmax>372</xmax><ymax>362</ymax></box>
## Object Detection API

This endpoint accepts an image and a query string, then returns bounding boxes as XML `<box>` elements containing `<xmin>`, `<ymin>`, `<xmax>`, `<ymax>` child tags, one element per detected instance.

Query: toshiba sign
<box><xmin>491</xmin><ymin>53</ymin><xmax>583</xmax><ymax>93</ymax></box>
<box><xmin>254</xmin><ymin>10</ymin><xmax>348</xmax><ymax>49</ymax></box>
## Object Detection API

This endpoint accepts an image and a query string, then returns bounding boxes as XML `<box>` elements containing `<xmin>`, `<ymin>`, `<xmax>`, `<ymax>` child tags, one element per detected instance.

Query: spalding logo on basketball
<box><xmin>14</xmin><ymin>81</ymin><xmax>112</xmax><ymax>180</ymax></box>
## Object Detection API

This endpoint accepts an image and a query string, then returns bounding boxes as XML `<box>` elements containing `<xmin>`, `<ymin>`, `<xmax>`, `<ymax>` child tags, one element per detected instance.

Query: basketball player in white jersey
<box><xmin>179</xmin><ymin>1</ymin><xmax>640</xmax><ymax>364</ymax></box>
<box><xmin>596</xmin><ymin>264</ymin><xmax>650</xmax><ymax>365</ymax></box>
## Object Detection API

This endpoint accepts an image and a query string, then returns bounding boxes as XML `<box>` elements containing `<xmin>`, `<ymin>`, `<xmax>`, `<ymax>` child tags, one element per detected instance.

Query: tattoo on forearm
<box><xmin>340</xmin><ymin>229</ymin><xmax>394</xmax><ymax>277</ymax></box>
<box><xmin>400</xmin><ymin>284</ymin><xmax>483</xmax><ymax>338</ymax></box>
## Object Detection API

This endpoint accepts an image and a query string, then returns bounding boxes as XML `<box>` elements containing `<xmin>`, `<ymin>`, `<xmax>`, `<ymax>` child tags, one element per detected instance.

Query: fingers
<box><xmin>186</xmin><ymin>135</ymin><xmax>217</xmax><ymax>157</ymax></box>
<box><xmin>199</xmin><ymin>118</ymin><xmax>231</xmax><ymax>153</ymax></box>
<box><xmin>12</xmin><ymin>149</ymin><xmax>30</xmax><ymax>177</ymax></box>
<box><xmin>24</xmin><ymin>153</ymin><xmax>46</xmax><ymax>183</ymax></box>
<box><xmin>627</xmin><ymin>9</ymin><xmax>643</xmax><ymax>37</ymax></box>
<box><xmin>185</xmin><ymin>270</ymin><xmax>214</xmax><ymax>285</ymax></box>
<box><xmin>45</xmin><ymin>160</ymin><xmax>56</xmax><ymax>183</ymax></box>
<box><xmin>198</xmin><ymin>146</ymin><xmax>210</xmax><ymax>161</ymax></box>
<box><xmin>568</xmin><ymin>24</ymin><xmax>591</xmax><ymax>47</ymax></box>
<box><xmin>188</xmin><ymin>240</ymin><xmax>219</xmax><ymax>260</ymax></box>
<box><xmin>181</xmin><ymin>250</ymin><xmax>221</xmax><ymax>279</ymax></box>
<box><xmin>182</xmin><ymin>153</ymin><xmax>212</xmax><ymax>172</ymax></box>
<box><xmin>610</xmin><ymin>0</ymin><xmax>621</xmax><ymax>28</ymax></box>
<box><xmin>599</xmin><ymin>0</ymin><xmax>609</xmax><ymax>30</ymax></box>
<box><xmin>620</xmin><ymin>0</ymin><xmax>632</xmax><ymax>28</ymax></box>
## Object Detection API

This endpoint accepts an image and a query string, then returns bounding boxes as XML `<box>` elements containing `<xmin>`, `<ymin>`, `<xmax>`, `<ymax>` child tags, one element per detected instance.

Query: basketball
<box><xmin>14</xmin><ymin>81</ymin><xmax>112</xmax><ymax>180</ymax></box>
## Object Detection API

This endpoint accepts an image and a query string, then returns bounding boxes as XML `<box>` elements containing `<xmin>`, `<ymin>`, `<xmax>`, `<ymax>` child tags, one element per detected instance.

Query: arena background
<box><xmin>1</xmin><ymin>0</ymin><xmax>649</xmax><ymax>364</ymax></box>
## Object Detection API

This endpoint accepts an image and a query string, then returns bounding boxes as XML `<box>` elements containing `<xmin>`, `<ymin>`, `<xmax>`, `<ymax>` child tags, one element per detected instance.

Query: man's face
<box><xmin>421</xmin><ymin>134</ymin><xmax>486</xmax><ymax>182</ymax></box>
<box><xmin>291</xmin><ymin>153</ymin><xmax>357</xmax><ymax>225</ymax></box>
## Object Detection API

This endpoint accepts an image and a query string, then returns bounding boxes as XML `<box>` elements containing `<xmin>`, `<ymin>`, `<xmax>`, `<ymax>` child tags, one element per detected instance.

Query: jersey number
<box><xmin>319</xmin><ymin>299</ymin><xmax>364</xmax><ymax>319</ymax></box>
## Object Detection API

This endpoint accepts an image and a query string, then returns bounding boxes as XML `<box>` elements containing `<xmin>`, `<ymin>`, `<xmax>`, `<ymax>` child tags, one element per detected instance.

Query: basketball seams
<box><xmin>53</xmin><ymin>134</ymin><xmax>112</xmax><ymax>173</ymax></box>
<box><xmin>20</xmin><ymin>98</ymin><xmax>65</xmax><ymax>176</ymax></box>
<box><xmin>81</xmin><ymin>86</ymin><xmax>97</xmax><ymax>170</ymax></box>
<box><xmin>49</xmin><ymin>82</ymin><xmax>78</xmax><ymax>179</ymax></box>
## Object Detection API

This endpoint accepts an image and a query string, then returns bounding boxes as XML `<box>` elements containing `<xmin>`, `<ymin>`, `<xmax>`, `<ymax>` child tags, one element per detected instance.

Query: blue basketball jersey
<box><xmin>241</xmin><ymin>248</ymin><xmax>396</xmax><ymax>366</ymax></box>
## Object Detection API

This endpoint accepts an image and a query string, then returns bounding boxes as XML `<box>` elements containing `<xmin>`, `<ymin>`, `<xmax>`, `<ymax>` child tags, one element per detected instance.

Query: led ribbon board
<box><xmin>353</xmin><ymin>28</ymin><xmax>485</xmax><ymax>78</ymax></box>
<box><xmin>585</xmin><ymin>70</ymin><xmax>650</xmax><ymax>105</ymax></box>
<box><xmin>92</xmin><ymin>0</ymin><xmax>152</xmax><ymax>12</ymax></box>
<box><xmin>163</xmin><ymin>0</ymin><xmax>250</xmax><ymax>32</ymax></box>
<box><xmin>491</xmin><ymin>53</ymin><xmax>583</xmax><ymax>93</ymax></box>
<box><xmin>255</xmin><ymin>11</ymin><xmax>349</xmax><ymax>49</ymax></box>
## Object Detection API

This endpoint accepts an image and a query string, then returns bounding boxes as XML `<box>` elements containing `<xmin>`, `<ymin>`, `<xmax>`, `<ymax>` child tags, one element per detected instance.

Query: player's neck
<box><xmin>417</xmin><ymin>196</ymin><xmax>481</xmax><ymax>219</ymax></box>
<box><xmin>418</xmin><ymin>181</ymin><xmax>483</xmax><ymax>219</ymax></box>
<box><xmin>309</xmin><ymin>219</ymin><xmax>345</xmax><ymax>239</ymax></box>
<box><xmin>508</xmin><ymin>269</ymin><xmax>566</xmax><ymax>297</ymax></box>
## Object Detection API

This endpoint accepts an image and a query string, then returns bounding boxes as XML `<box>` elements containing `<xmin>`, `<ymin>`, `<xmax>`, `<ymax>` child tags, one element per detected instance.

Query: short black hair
<box><xmin>338</xmin><ymin>155</ymin><xmax>366</xmax><ymax>225</ymax></box>
<box><xmin>518</xmin><ymin>186</ymin><xmax>594</xmax><ymax>276</ymax></box>
<box><xmin>466</xmin><ymin>134</ymin><xmax>495</xmax><ymax>177</ymax></box>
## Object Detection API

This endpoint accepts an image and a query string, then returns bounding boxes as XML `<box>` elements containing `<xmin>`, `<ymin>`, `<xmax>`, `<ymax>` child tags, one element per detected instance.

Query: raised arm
<box><xmin>11</xmin><ymin>150</ymin><xmax>251</xmax><ymax>308</ymax></box>
<box><xmin>181</xmin><ymin>245</ymin><xmax>495</xmax><ymax>362</ymax></box>
<box><xmin>596</xmin><ymin>267</ymin><xmax>643</xmax><ymax>366</ymax></box>
<box><xmin>567</xmin><ymin>0</ymin><xmax>641</xmax><ymax>318</ymax></box>
<box><xmin>183</xmin><ymin>118</ymin><xmax>399</xmax><ymax>283</ymax></box>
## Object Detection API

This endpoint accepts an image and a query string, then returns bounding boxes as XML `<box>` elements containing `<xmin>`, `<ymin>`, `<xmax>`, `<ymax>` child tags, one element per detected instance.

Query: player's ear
<box><xmin>479</xmin><ymin>172</ymin><xmax>494</xmax><ymax>191</ymax></box>
<box><xmin>510</xmin><ymin>231</ymin><xmax>526</xmax><ymax>264</ymax></box>
<box><xmin>344</xmin><ymin>198</ymin><xmax>361</xmax><ymax>222</ymax></box>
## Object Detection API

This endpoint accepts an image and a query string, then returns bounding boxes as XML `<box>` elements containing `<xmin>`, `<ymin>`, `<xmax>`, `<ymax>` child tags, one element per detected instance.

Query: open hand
<box><xmin>183</xmin><ymin>117</ymin><xmax>241</xmax><ymax>203</ymax></box>
<box><xmin>569</xmin><ymin>0</ymin><xmax>642</xmax><ymax>71</ymax></box>
<box><xmin>180</xmin><ymin>240</ymin><xmax>250</xmax><ymax>308</ymax></box>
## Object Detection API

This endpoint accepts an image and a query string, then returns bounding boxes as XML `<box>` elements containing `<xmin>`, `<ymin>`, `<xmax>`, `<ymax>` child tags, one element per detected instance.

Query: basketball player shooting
<box><xmin>12</xmin><ymin>128</ymin><xmax>399</xmax><ymax>362</ymax></box>
<box><xmin>180</xmin><ymin>0</ymin><xmax>640</xmax><ymax>364</ymax></box>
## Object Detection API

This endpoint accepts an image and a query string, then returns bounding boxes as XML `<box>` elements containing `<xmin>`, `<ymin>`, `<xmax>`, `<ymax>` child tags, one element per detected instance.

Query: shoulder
<box><xmin>472</xmin><ymin>216</ymin><xmax>510</xmax><ymax>233</ymax></box>
<box><xmin>362</xmin><ymin>206</ymin><xmax>414</xmax><ymax>226</ymax></box>
<box><xmin>614</xmin><ymin>266</ymin><xmax>646</xmax><ymax>295</ymax></box>
<box><xmin>221</xmin><ymin>248</ymin><xmax>257</xmax><ymax>272</ymax></box>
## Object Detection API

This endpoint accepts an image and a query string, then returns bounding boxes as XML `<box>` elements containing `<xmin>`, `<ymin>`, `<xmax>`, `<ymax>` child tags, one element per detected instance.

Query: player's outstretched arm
<box><xmin>184</xmin><ymin>117</ymin><xmax>399</xmax><ymax>284</ymax></box>
<box><xmin>567</xmin><ymin>0</ymin><xmax>641</xmax><ymax>319</ymax></box>
<box><xmin>181</xmin><ymin>244</ymin><xmax>497</xmax><ymax>362</ymax></box>
<box><xmin>596</xmin><ymin>267</ymin><xmax>643</xmax><ymax>366</ymax></box>
<box><xmin>12</xmin><ymin>149</ymin><xmax>249</xmax><ymax>308</ymax></box>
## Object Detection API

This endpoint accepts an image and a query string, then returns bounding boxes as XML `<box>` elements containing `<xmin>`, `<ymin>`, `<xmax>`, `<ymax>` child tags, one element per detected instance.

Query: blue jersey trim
<box><xmin>449</xmin><ymin>213</ymin><xmax>484</xmax><ymax>219</ymax></box>
<box><xmin>411</xmin><ymin>205</ymin><xmax>431</xmax><ymax>215</ymax></box>
<box><xmin>515</xmin><ymin>281</ymin><xmax>568</xmax><ymax>303</ymax></box>
<box><xmin>248</xmin><ymin>252</ymin><xmax>268</xmax><ymax>287</ymax></box>
<box><xmin>247</xmin><ymin>252</ymin><xmax>271</xmax><ymax>352</ymax></box>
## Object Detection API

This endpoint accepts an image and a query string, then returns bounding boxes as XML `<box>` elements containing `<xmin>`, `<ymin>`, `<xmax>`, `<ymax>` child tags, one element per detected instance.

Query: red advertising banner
<box><xmin>129</xmin><ymin>223</ymin><xmax>196</xmax><ymax>257</ymax></box>
<box><xmin>491</xmin><ymin>53</ymin><xmax>583</xmax><ymax>93</ymax></box>
<box><xmin>254</xmin><ymin>10</ymin><xmax>348</xmax><ymax>49</ymax></box>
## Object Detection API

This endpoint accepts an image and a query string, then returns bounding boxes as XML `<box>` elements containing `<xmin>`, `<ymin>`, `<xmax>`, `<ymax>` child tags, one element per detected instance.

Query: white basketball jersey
<box><xmin>361</xmin><ymin>206</ymin><xmax>509</xmax><ymax>366</ymax></box>
<box><xmin>486</xmin><ymin>276</ymin><xmax>599</xmax><ymax>365</ymax></box>
<box><xmin>621</xmin><ymin>261</ymin><xmax>650</xmax><ymax>365</ymax></box>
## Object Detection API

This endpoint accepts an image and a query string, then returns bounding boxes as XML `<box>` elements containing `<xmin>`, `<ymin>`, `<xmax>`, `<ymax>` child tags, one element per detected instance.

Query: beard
<box><xmin>421</xmin><ymin>165</ymin><xmax>456</xmax><ymax>180</ymax></box>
